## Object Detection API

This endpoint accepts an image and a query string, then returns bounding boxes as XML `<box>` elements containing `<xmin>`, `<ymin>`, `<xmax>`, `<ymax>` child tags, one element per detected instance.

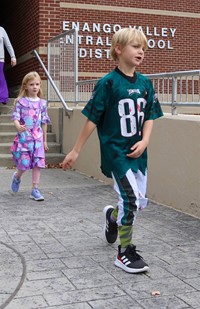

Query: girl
<box><xmin>10</xmin><ymin>71</ymin><xmax>50</xmax><ymax>201</ymax></box>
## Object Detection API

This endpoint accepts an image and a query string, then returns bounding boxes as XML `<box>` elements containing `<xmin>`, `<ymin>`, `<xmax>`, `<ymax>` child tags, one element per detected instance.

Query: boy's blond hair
<box><xmin>14</xmin><ymin>71</ymin><xmax>43</xmax><ymax>105</ymax></box>
<box><xmin>110</xmin><ymin>28</ymin><xmax>148</xmax><ymax>61</ymax></box>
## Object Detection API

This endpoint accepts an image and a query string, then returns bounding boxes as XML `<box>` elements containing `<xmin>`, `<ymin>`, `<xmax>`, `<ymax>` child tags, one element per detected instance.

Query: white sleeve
<box><xmin>2</xmin><ymin>28</ymin><xmax>16</xmax><ymax>59</ymax></box>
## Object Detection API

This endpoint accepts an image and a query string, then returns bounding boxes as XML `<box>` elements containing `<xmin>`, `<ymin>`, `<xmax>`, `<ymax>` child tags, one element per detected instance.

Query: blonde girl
<box><xmin>10</xmin><ymin>71</ymin><xmax>50</xmax><ymax>201</ymax></box>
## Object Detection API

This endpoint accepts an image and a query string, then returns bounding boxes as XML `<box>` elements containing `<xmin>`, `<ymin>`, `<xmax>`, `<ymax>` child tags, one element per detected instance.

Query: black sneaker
<box><xmin>103</xmin><ymin>205</ymin><xmax>118</xmax><ymax>244</ymax></box>
<box><xmin>115</xmin><ymin>244</ymin><xmax>149</xmax><ymax>273</ymax></box>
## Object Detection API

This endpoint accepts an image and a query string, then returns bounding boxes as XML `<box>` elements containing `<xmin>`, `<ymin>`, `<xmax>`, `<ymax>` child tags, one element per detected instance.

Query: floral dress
<box><xmin>10</xmin><ymin>97</ymin><xmax>50</xmax><ymax>170</ymax></box>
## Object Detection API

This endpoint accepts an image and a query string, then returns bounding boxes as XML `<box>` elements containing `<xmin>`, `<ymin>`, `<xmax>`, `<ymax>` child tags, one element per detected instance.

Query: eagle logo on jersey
<box><xmin>153</xmin><ymin>94</ymin><xmax>158</xmax><ymax>103</ymax></box>
<box><xmin>127</xmin><ymin>89</ymin><xmax>141</xmax><ymax>95</ymax></box>
<box><xmin>90</xmin><ymin>90</ymin><xmax>95</xmax><ymax>100</ymax></box>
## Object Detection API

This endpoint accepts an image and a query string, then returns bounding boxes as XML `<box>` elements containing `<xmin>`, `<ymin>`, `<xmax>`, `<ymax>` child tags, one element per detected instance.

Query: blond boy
<box><xmin>62</xmin><ymin>28</ymin><xmax>163</xmax><ymax>273</ymax></box>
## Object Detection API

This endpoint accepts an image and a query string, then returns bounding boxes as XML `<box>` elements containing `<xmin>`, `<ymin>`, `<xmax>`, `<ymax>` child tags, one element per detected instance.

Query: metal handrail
<box><xmin>76</xmin><ymin>70</ymin><xmax>200</xmax><ymax>115</ymax></box>
<box><xmin>146</xmin><ymin>70</ymin><xmax>200</xmax><ymax>78</ymax></box>
<box><xmin>32</xmin><ymin>49</ymin><xmax>72</xmax><ymax>116</ymax></box>
<box><xmin>34</xmin><ymin>35</ymin><xmax>200</xmax><ymax>116</ymax></box>
<box><xmin>35</xmin><ymin>27</ymin><xmax>200</xmax><ymax>115</ymax></box>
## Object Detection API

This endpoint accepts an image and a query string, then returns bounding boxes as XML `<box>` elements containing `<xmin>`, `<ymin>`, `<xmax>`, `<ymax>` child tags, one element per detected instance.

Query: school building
<box><xmin>1</xmin><ymin>0</ymin><xmax>200</xmax><ymax>94</ymax></box>
<box><xmin>1</xmin><ymin>1</ymin><xmax>200</xmax><ymax>218</ymax></box>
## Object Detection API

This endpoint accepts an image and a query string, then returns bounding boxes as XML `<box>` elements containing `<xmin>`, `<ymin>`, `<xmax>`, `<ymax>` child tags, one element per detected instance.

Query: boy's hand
<box><xmin>61</xmin><ymin>150</ymin><xmax>79</xmax><ymax>170</ymax></box>
<box><xmin>126</xmin><ymin>140</ymin><xmax>147</xmax><ymax>158</ymax></box>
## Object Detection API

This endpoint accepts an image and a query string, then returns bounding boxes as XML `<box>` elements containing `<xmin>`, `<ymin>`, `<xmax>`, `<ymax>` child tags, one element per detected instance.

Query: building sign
<box><xmin>63</xmin><ymin>21</ymin><xmax>176</xmax><ymax>59</ymax></box>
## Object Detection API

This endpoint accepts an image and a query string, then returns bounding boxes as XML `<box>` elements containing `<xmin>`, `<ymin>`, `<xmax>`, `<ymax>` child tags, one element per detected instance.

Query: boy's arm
<box><xmin>62</xmin><ymin>119</ymin><xmax>96</xmax><ymax>170</ymax></box>
<box><xmin>127</xmin><ymin>120</ymin><xmax>153</xmax><ymax>158</ymax></box>
<box><xmin>141</xmin><ymin>119</ymin><xmax>154</xmax><ymax>147</ymax></box>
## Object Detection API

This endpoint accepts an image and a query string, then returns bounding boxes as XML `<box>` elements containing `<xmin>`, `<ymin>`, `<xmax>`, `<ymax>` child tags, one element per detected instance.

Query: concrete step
<box><xmin>0</xmin><ymin>98</ymin><xmax>38</xmax><ymax>114</ymax></box>
<box><xmin>0</xmin><ymin>122</ymin><xmax>52</xmax><ymax>132</ymax></box>
<box><xmin>0</xmin><ymin>114</ymin><xmax>12</xmax><ymax>122</ymax></box>
<box><xmin>0</xmin><ymin>105</ymin><xmax>13</xmax><ymax>114</ymax></box>
<box><xmin>0</xmin><ymin>98</ymin><xmax>15</xmax><ymax>106</ymax></box>
<box><xmin>0</xmin><ymin>153</ymin><xmax>65</xmax><ymax>168</ymax></box>
<box><xmin>0</xmin><ymin>132</ymin><xmax>57</xmax><ymax>143</ymax></box>
<box><xmin>0</xmin><ymin>142</ymin><xmax>61</xmax><ymax>154</ymax></box>
<box><xmin>0</xmin><ymin>98</ymin><xmax>15</xmax><ymax>110</ymax></box>
<box><xmin>0</xmin><ymin>98</ymin><xmax>15</xmax><ymax>105</ymax></box>
<box><xmin>0</xmin><ymin>123</ymin><xmax>17</xmax><ymax>132</ymax></box>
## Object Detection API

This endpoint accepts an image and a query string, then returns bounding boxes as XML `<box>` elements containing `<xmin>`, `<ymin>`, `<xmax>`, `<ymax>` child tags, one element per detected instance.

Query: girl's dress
<box><xmin>10</xmin><ymin>97</ymin><xmax>50</xmax><ymax>170</ymax></box>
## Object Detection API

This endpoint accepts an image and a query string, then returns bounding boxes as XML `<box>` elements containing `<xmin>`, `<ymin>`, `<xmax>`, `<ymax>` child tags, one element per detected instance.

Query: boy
<box><xmin>62</xmin><ymin>28</ymin><xmax>163</xmax><ymax>273</ymax></box>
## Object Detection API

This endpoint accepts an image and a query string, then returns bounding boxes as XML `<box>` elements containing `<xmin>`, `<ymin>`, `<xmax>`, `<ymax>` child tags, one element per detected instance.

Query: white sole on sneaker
<box><xmin>114</xmin><ymin>258</ymin><xmax>149</xmax><ymax>273</ymax></box>
<box><xmin>103</xmin><ymin>205</ymin><xmax>114</xmax><ymax>242</ymax></box>
<box><xmin>29</xmin><ymin>195</ymin><xmax>44</xmax><ymax>201</ymax></box>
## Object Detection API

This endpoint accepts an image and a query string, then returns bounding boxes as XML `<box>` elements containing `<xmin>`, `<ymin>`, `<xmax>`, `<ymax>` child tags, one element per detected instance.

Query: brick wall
<box><xmin>61</xmin><ymin>0</ymin><xmax>200</xmax><ymax>13</ymax></box>
<box><xmin>3</xmin><ymin>0</ymin><xmax>61</xmax><ymax>87</ymax></box>
<box><xmin>1</xmin><ymin>0</ymin><xmax>200</xmax><ymax>89</ymax></box>
<box><xmin>60</xmin><ymin>1</ymin><xmax>200</xmax><ymax>76</ymax></box>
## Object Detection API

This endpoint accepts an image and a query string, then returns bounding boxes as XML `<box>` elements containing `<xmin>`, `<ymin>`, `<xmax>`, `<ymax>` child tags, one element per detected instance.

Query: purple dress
<box><xmin>10</xmin><ymin>97</ymin><xmax>50</xmax><ymax>170</ymax></box>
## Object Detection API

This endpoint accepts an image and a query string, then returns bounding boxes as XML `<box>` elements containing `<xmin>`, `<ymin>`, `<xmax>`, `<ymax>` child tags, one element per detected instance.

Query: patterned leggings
<box><xmin>112</xmin><ymin>169</ymin><xmax>148</xmax><ymax>248</ymax></box>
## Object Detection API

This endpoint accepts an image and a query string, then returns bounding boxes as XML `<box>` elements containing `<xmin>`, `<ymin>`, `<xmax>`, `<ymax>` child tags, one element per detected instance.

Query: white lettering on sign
<box><xmin>62</xmin><ymin>21</ymin><xmax>177</xmax><ymax>59</ymax></box>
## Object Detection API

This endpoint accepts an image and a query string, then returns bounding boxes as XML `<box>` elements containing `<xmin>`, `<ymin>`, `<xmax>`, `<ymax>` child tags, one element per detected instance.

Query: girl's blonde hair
<box><xmin>14</xmin><ymin>71</ymin><xmax>43</xmax><ymax>105</ymax></box>
<box><xmin>110</xmin><ymin>28</ymin><xmax>148</xmax><ymax>61</ymax></box>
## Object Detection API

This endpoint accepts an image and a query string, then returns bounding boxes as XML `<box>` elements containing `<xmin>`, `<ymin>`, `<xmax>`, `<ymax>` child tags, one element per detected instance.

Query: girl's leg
<box><xmin>30</xmin><ymin>167</ymin><xmax>44</xmax><ymax>201</ymax></box>
<box><xmin>11</xmin><ymin>169</ymin><xmax>25</xmax><ymax>193</ymax></box>
<box><xmin>32</xmin><ymin>166</ymin><xmax>41</xmax><ymax>188</ymax></box>
<box><xmin>15</xmin><ymin>169</ymin><xmax>26</xmax><ymax>179</ymax></box>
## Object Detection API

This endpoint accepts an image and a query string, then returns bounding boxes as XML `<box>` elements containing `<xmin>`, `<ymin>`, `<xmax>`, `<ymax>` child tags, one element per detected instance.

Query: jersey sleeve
<box><xmin>144</xmin><ymin>79</ymin><xmax>163</xmax><ymax>121</ymax></box>
<box><xmin>82</xmin><ymin>78</ymin><xmax>112</xmax><ymax>125</ymax></box>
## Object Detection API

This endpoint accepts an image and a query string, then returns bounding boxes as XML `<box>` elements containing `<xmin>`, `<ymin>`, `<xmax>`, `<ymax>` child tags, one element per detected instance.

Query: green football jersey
<box><xmin>82</xmin><ymin>67</ymin><xmax>163</xmax><ymax>178</ymax></box>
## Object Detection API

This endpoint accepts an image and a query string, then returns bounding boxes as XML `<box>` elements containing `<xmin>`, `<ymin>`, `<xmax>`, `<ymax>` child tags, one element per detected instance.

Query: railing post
<box><xmin>74</xmin><ymin>28</ymin><xmax>79</xmax><ymax>104</ymax></box>
<box><xmin>171</xmin><ymin>76</ymin><xmax>178</xmax><ymax>115</ymax></box>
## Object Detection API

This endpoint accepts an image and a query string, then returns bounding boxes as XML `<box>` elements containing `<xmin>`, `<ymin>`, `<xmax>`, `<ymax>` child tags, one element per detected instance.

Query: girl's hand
<box><xmin>61</xmin><ymin>150</ymin><xmax>79</xmax><ymax>170</ymax></box>
<box><xmin>44</xmin><ymin>141</ymin><xmax>49</xmax><ymax>152</ymax></box>
<box><xmin>16</xmin><ymin>124</ymin><xmax>26</xmax><ymax>133</ymax></box>
<box><xmin>126</xmin><ymin>140</ymin><xmax>147</xmax><ymax>159</ymax></box>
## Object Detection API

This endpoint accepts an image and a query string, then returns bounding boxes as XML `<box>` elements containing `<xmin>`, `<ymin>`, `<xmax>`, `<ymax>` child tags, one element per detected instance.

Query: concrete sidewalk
<box><xmin>0</xmin><ymin>167</ymin><xmax>200</xmax><ymax>309</ymax></box>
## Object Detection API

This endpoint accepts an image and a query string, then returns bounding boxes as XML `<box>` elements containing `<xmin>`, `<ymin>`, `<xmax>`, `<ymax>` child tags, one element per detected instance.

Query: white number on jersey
<box><xmin>118</xmin><ymin>98</ymin><xmax>147</xmax><ymax>137</ymax></box>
